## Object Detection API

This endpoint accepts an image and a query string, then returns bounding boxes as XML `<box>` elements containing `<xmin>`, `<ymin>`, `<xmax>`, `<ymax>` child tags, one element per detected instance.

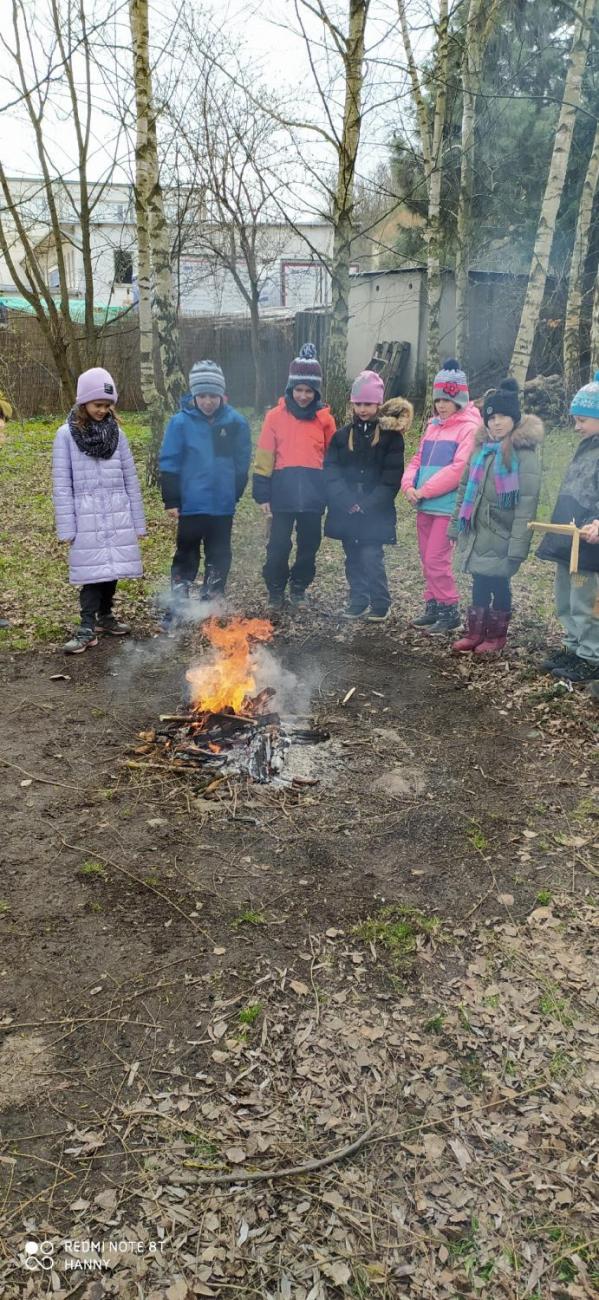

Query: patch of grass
<box><xmin>538</xmin><ymin>984</ymin><xmax>573</xmax><ymax>1026</ymax></box>
<box><xmin>88</xmin><ymin>900</ymin><xmax>104</xmax><ymax>914</ymax></box>
<box><xmin>353</xmin><ymin>904</ymin><xmax>441</xmax><ymax>968</ymax></box>
<box><xmin>459</xmin><ymin>1051</ymin><xmax>485</xmax><ymax>1092</ymax></box>
<box><xmin>0</xmin><ymin>900</ymin><xmax>10</xmax><ymax>915</ymax></box>
<box><xmin>423</xmin><ymin>1011</ymin><xmax>445</xmax><ymax>1033</ymax></box>
<box><xmin>536</xmin><ymin>888</ymin><xmax>553</xmax><ymax>905</ymax></box>
<box><xmin>143</xmin><ymin>874</ymin><xmax>162</xmax><ymax>888</ymax></box>
<box><xmin>484</xmin><ymin>993</ymin><xmax>500</xmax><ymax>1008</ymax></box>
<box><xmin>466</xmin><ymin>823</ymin><xmax>488</xmax><ymax>852</ymax></box>
<box><xmin>231</xmin><ymin>908</ymin><xmax>267</xmax><ymax>928</ymax></box>
<box><xmin>76</xmin><ymin>860</ymin><xmax>107</xmax><ymax>880</ymax></box>
<box><xmin>238</xmin><ymin>1001</ymin><xmax>263</xmax><ymax>1026</ymax></box>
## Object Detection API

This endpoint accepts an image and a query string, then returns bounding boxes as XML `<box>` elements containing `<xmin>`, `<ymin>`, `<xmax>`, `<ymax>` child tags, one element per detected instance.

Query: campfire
<box><xmin>130</xmin><ymin>616</ymin><xmax>328</xmax><ymax>787</ymax></box>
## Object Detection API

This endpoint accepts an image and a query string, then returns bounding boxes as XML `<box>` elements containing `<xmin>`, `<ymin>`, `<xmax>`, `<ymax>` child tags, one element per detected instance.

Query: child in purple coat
<box><xmin>52</xmin><ymin>368</ymin><xmax>146</xmax><ymax>654</ymax></box>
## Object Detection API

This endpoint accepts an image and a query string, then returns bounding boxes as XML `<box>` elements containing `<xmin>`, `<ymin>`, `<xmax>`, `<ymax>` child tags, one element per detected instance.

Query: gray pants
<box><xmin>555</xmin><ymin>563</ymin><xmax>599</xmax><ymax>664</ymax></box>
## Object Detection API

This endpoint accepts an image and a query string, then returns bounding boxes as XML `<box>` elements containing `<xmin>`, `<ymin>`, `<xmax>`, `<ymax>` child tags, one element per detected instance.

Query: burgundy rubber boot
<box><xmin>451</xmin><ymin>606</ymin><xmax>487</xmax><ymax>654</ymax></box>
<box><xmin>474</xmin><ymin>609</ymin><xmax>511</xmax><ymax>655</ymax></box>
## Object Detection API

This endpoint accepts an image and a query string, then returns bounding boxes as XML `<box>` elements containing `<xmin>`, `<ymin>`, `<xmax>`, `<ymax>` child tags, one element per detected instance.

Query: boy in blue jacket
<box><xmin>159</xmin><ymin>360</ymin><xmax>251</xmax><ymax>618</ymax></box>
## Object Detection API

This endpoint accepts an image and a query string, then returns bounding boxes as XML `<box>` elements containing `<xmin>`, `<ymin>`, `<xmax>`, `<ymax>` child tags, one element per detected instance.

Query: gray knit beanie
<box><xmin>189</xmin><ymin>359</ymin><xmax>226</xmax><ymax>398</ymax></box>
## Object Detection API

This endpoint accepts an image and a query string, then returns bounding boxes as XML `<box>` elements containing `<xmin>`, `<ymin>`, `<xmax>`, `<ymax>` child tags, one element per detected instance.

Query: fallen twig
<box><xmin>186</xmin><ymin>1122</ymin><xmax>377</xmax><ymax>1186</ymax></box>
<box><xmin>0</xmin><ymin>756</ymin><xmax>81</xmax><ymax>792</ymax></box>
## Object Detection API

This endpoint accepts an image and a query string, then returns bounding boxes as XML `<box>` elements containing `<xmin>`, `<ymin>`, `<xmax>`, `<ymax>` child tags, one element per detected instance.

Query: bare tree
<box><xmin>0</xmin><ymin>0</ymin><xmax>123</xmax><ymax>402</ymax></box>
<box><xmin>454</xmin><ymin>0</ymin><xmax>502</xmax><ymax>361</ymax></box>
<box><xmin>397</xmin><ymin>0</ymin><xmax>450</xmax><ymax>391</ymax></box>
<box><xmin>167</xmin><ymin>62</ymin><xmax>290</xmax><ymax>411</ymax></box>
<box><xmin>511</xmin><ymin>0</ymin><xmax>596</xmax><ymax>387</ymax></box>
<box><xmin>563</xmin><ymin>118</ymin><xmax>599</xmax><ymax>390</ymax></box>
<box><xmin>129</xmin><ymin>0</ymin><xmax>184</xmax><ymax>475</ymax></box>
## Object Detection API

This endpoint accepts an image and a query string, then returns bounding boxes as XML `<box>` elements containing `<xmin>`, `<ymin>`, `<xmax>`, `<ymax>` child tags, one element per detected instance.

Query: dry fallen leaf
<box><xmin>290</xmin><ymin>980</ymin><xmax>310</xmax><ymax>996</ymax></box>
<box><xmin>225</xmin><ymin>1146</ymin><xmax>246</xmax><ymax>1164</ymax></box>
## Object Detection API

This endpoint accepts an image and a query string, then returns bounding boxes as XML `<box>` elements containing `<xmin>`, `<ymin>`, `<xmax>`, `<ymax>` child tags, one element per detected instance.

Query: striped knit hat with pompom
<box><xmin>432</xmin><ymin>357</ymin><xmax>469</xmax><ymax>409</ymax></box>
<box><xmin>287</xmin><ymin>342</ymin><xmax>323</xmax><ymax>396</ymax></box>
<box><xmin>570</xmin><ymin>370</ymin><xmax>599</xmax><ymax>421</ymax></box>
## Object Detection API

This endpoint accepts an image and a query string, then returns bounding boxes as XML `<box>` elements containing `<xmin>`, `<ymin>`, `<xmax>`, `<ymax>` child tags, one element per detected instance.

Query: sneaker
<box><xmin>366</xmin><ymin>607</ymin><xmax>391</xmax><ymax>622</ymax></box>
<box><xmin>551</xmin><ymin>657</ymin><xmax>599</xmax><ymax>683</ymax></box>
<box><xmin>541</xmin><ymin>648</ymin><xmax>579</xmax><ymax>674</ymax></box>
<box><xmin>426</xmin><ymin>603</ymin><xmax>461</xmax><ymax>635</ymax></box>
<box><xmin>289</xmin><ymin>587</ymin><xmax>307</xmax><ymax>606</ymax></box>
<box><xmin>96</xmin><ymin>613</ymin><xmax>130</xmax><ymax>636</ymax></box>
<box><xmin>341</xmin><ymin>603</ymin><xmax>369</xmax><ymax>619</ymax></box>
<box><xmin>411</xmin><ymin>599</ymin><xmax>438</xmax><ymax>628</ymax></box>
<box><xmin>64</xmin><ymin>626</ymin><xmax>98</xmax><ymax>654</ymax></box>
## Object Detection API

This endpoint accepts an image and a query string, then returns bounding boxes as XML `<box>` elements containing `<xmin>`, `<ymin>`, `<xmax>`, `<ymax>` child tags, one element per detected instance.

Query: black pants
<box><xmin>472</xmin><ymin>574</ymin><xmax>512</xmax><ymax>612</ymax></box>
<box><xmin>171</xmin><ymin>514</ymin><xmax>233</xmax><ymax>594</ymax></box>
<box><xmin>343</xmin><ymin>540</ymin><xmax>390</xmax><ymax>611</ymax></box>
<box><xmin>80</xmin><ymin>580</ymin><xmax>117</xmax><ymax>627</ymax></box>
<box><xmin>263</xmin><ymin>511</ymin><xmax>322</xmax><ymax>595</ymax></box>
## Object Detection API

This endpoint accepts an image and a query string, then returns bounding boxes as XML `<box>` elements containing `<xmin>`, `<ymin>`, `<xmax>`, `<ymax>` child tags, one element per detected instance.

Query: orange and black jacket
<box><xmin>252</xmin><ymin>397</ymin><xmax>336</xmax><ymax>513</ymax></box>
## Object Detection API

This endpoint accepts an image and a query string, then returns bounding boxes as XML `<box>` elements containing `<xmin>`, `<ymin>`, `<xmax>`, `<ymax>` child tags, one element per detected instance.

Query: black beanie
<box><xmin>483</xmin><ymin>378</ymin><xmax>521</xmax><ymax>428</ymax></box>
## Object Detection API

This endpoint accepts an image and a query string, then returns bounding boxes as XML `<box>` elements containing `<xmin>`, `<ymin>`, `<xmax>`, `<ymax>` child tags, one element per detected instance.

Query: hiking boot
<box><xmin>541</xmin><ymin>648</ymin><xmax>579</xmax><ymax>674</ymax></box>
<box><xmin>289</xmin><ymin>586</ymin><xmax>307</xmax><ymax>607</ymax></box>
<box><xmin>551</xmin><ymin>656</ymin><xmax>599</xmax><ymax>683</ymax></box>
<box><xmin>426</xmin><ymin>603</ymin><xmax>461</xmax><ymax>635</ymax></box>
<box><xmin>268</xmin><ymin>592</ymin><xmax>285</xmax><ymax>612</ymax></box>
<box><xmin>341</xmin><ymin>602</ymin><xmax>369</xmax><ymax>619</ymax></box>
<box><xmin>411</xmin><ymin>599</ymin><xmax>438</xmax><ymax>628</ymax></box>
<box><xmin>64</xmin><ymin>626</ymin><xmax>98</xmax><ymax>654</ymax></box>
<box><xmin>474</xmin><ymin>609</ymin><xmax>511</xmax><ymax>655</ymax></box>
<box><xmin>366</xmin><ymin>606</ymin><xmax>391</xmax><ymax>622</ymax></box>
<box><xmin>96</xmin><ymin>613</ymin><xmax>130</xmax><ymax>636</ymax></box>
<box><xmin>452</xmin><ymin>606</ymin><xmax>487</xmax><ymax>654</ymax></box>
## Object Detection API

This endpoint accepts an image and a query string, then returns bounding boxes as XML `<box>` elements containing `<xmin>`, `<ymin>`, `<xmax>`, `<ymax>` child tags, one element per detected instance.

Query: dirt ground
<box><xmin>0</xmin><ymin>613</ymin><xmax>597</xmax><ymax>1300</ymax></box>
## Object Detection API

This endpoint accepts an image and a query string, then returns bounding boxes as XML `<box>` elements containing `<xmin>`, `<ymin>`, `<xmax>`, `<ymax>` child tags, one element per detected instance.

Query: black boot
<box><xmin>411</xmin><ymin>599</ymin><xmax>438</xmax><ymax>628</ymax></box>
<box><xmin>427</xmin><ymin>603</ymin><xmax>461</xmax><ymax>635</ymax></box>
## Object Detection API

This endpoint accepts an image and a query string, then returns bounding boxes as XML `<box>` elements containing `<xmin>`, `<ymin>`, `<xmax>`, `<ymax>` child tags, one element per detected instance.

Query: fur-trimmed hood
<box><xmin>378</xmin><ymin>395</ymin><xmax>414</xmax><ymax>434</ymax></box>
<box><xmin>474</xmin><ymin>412</ymin><xmax>544</xmax><ymax>450</ymax></box>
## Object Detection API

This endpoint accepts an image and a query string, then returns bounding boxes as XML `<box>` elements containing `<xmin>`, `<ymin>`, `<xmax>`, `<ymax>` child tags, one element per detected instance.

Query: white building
<box><xmin>0</xmin><ymin>177</ymin><xmax>333</xmax><ymax>315</ymax></box>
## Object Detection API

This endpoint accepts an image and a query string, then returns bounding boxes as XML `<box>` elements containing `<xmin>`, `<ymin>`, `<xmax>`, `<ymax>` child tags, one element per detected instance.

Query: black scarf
<box><xmin>68</xmin><ymin>407</ymin><xmax>120</xmax><ymax>459</ymax></box>
<box><xmin>285</xmin><ymin>389</ymin><xmax>323</xmax><ymax>422</ymax></box>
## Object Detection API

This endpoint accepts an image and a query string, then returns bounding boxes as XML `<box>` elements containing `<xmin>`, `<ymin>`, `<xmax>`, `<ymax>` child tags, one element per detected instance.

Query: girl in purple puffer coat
<box><xmin>52</xmin><ymin>368</ymin><xmax>146</xmax><ymax>654</ymax></box>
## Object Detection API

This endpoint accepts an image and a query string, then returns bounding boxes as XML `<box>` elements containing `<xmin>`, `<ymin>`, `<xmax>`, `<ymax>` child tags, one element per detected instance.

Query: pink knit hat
<box><xmin>350</xmin><ymin>370</ymin><xmax>384</xmax><ymax>405</ymax></box>
<box><xmin>76</xmin><ymin>367</ymin><xmax>118</xmax><ymax>406</ymax></box>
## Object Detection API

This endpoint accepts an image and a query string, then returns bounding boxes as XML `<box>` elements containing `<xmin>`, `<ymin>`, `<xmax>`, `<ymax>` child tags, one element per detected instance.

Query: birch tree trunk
<box><xmin>455</xmin><ymin>0</ymin><xmax>500</xmax><ymax>361</ymax></box>
<box><xmin>129</xmin><ymin>0</ymin><xmax>184</xmax><ymax>478</ymax></box>
<box><xmin>511</xmin><ymin>0</ymin><xmax>596</xmax><ymax>387</ymax></box>
<box><xmin>326</xmin><ymin>0</ymin><xmax>371</xmax><ymax>423</ymax></box>
<box><xmin>591</xmin><ymin>268</ymin><xmax>599</xmax><ymax>374</ymax></box>
<box><xmin>398</xmin><ymin>0</ymin><xmax>449</xmax><ymax>393</ymax></box>
<box><xmin>563</xmin><ymin>119</ymin><xmax>599</xmax><ymax>391</ymax></box>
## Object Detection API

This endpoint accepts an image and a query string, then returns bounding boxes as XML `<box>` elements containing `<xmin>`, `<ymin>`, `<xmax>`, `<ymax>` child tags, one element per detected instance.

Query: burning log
<box><xmin>129</xmin><ymin>616</ymin><xmax>329</xmax><ymax>789</ymax></box>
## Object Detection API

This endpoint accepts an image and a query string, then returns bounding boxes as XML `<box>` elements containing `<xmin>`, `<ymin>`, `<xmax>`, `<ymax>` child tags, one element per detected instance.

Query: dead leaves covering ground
<box><xmin>2</xmin><ymin>896</ymin><xmax>597</xmax><ymax>1299</ymax></box>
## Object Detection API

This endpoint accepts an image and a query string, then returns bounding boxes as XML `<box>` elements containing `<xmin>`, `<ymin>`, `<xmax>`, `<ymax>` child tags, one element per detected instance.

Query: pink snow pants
<box><xmin>416</xmin><ymin>512</ymin><xmax>458</xmax><ymax>604</ymax></box>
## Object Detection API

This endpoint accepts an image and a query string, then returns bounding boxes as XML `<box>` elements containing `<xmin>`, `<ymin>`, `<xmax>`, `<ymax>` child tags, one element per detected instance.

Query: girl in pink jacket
<box><xmin>402</xmin><ymin>359</ymin><xmax>481</xmax><ymax>634</ymax></box>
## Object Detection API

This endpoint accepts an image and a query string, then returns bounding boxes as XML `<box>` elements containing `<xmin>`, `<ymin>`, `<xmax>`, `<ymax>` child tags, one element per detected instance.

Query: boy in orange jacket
<box><xmin>253</xmin><ymin>343</ymin><xmax>335</xmax><ymax>610</ymax></box>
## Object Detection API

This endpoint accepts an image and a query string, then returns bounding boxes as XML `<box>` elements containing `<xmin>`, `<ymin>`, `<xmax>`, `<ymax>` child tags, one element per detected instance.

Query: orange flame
<box><xmin>186</xmin><ymin>617</ymin><xmax>273</xmax><ymax>714</ymax></box>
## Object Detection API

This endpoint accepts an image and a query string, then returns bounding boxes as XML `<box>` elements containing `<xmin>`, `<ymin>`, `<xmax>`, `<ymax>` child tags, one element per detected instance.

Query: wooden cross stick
<box><xmin>528</xmin><ymin>520</ymin><xmax>581</xmax><ymax>574</ymax></box>
<box><xmin>528</xmin><ymin>519</ymin><xmax>599</xmax><ymax>615</ymax></box>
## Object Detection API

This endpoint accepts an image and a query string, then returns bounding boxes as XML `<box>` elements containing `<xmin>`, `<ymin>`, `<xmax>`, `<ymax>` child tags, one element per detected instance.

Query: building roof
<box><xmin>0</xmin><ymin>294</ymin><xmax>129</xmax><ymax>322</ymax></box>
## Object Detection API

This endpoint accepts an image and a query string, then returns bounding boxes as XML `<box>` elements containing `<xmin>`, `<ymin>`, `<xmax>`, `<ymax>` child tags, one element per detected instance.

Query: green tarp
<box><xmin>0</xmin><ymin>294</ymin><xmax>128</xmax><ymax>323</ymax></box>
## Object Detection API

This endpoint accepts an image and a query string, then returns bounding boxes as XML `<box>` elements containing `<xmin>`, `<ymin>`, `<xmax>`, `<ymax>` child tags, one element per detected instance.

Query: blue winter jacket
<box><xmin>159</xmin><ymin>397</ymin><xmax>251</xmax><ymax>517</ymax></box>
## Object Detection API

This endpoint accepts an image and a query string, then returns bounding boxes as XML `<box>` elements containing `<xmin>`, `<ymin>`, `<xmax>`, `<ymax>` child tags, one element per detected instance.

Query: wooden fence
<box><xmin>0</xmin><ymin>311</ymin><xmax>295</xmax><ymax>417</ymax></box>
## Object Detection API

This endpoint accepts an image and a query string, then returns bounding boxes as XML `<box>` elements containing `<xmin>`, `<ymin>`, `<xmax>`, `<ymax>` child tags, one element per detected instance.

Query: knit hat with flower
<box><xmin>570</xmin><ymin>370</ymin><xmax>599</xmax><ymax>421</ymax></box>
<box><xmin>432</xmin><ymin>358</ymin><xmax>469</xmax><ymax>410</ymax></box>
<box><xmin>287</xmin><ymin>342</ymin><xmax>323</xmax><ymax>396</ymax></box>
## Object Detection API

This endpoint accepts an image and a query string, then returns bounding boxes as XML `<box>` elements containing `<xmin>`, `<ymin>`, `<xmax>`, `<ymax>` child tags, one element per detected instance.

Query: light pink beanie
<box><xmin>350</xmin><ymin>370</ymin><xmax>384</xmax><ymax>405</ymax></box>
<box><xmin>76</xmin><ymin>367</ymin><xmax>118</xmax><ymax>406</ymax></box>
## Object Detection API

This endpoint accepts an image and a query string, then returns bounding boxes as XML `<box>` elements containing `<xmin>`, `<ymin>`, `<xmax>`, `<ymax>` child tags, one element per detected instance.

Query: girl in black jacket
<box><xmin>324</xmin><ymin>371</ymin><xmax>413</xmax><ymax>620</ymax></box>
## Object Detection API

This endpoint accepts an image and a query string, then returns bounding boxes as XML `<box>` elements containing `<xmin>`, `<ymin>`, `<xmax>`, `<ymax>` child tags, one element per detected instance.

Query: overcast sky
<box><xmin>0</xmin><ymin>0</ymin><xmax>428</xmax><ymax>186</ymax></box>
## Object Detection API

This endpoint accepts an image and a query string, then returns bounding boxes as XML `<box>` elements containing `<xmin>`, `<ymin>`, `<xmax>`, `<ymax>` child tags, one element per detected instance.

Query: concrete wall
<box><xmin>347</xmin><ymin>270</ymin><xmax>425</xmax><ymax>390</ymax></box>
